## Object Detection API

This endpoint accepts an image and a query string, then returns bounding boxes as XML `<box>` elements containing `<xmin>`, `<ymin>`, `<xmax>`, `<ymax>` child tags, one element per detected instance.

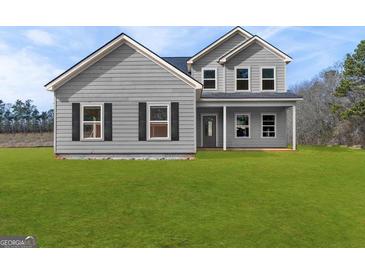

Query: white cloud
<box><xmin>121</xmin><ymin>27</ymin><xmax>186</xmax><ymax>54</ymax></box>
<box><xmin>257</xmin><ymin>26</ymin><xmax>291</xmax><ymax>39</ymax></box>
<box><xmin>24</xmin><ymin>29</ymin><xmax>55</xmax><ymax>46</ymax></box>
<box><xmin>293</xmin><ymin>27</ymin><xmax>356</xmax><ymax>43</ymax></box>
<box><xmin>120</xmin><ymin>26</ymin><xmax>225</xmax><ymax>56</ymax></box>
<box><xmin>0</xmin><ymin>40</ymin><xmax>9</xmax><ymax>51</ymax></box>
<box><xmin>0</xmin><ymin>46</ymin><xmax>62</xmax><ymax>110</ymax></box>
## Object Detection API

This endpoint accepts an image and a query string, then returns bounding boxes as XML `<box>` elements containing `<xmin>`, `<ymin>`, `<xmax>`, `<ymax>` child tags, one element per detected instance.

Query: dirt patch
<box><xmin>0</xmin><ymin>132</ymin><xmax>53</xmax><ymax>147</ymax></box>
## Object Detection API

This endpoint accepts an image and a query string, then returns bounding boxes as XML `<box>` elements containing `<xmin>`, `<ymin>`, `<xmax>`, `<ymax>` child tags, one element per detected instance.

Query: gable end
<box><xmin>45</xmin><ymin>34</ymin><xmax>202</xmax><ymax>91</ymax></box>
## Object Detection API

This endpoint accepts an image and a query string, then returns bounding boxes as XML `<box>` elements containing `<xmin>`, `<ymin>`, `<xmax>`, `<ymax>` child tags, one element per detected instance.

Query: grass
<box><xmin>0</xmin><ymin>146</ymin><xmax>365</xmax><ymax>247</ymax></box>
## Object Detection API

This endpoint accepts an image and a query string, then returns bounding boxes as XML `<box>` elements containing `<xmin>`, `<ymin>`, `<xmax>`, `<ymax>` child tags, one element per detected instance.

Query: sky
<box><xmin>0</xmin><ymin>26</ymin><xmax>364</xmax><ymax>110</ymax></box>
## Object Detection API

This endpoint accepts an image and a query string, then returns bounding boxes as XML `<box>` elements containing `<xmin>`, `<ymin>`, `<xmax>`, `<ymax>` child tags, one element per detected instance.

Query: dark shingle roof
<box><xmin>162</xmin><ymin>57</ymin><xmax>190</xmax><ymax>74</ymax></box>
<box><xmin>201</xmin><ymin>91</ymin><xmax>302</xmax><ymax>99</ymax></box>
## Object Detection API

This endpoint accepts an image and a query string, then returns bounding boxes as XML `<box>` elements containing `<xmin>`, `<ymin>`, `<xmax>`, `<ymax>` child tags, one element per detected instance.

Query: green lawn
<box><xmin>1</xmin><ymin>146</ymin><xmax>365</xmax><ymax>247</ymax></box>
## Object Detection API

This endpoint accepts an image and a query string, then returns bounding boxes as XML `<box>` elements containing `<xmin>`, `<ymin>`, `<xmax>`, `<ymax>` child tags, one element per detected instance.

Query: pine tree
<box><xmin>335</xmin><ymin>40</ymin><xmax>365</xmax><ymax>118</ymax></box>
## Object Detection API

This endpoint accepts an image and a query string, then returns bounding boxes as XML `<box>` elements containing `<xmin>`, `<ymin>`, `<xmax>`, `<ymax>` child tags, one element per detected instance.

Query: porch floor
<box><xmin>198</xmin><ymin>147</ymin><xmax>293</xmax><ymax>151</ymax></box>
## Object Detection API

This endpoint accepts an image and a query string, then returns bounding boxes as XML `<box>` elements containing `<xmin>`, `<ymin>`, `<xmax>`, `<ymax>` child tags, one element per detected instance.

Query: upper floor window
<box><xmin>202</xmin><ymin>68</ymin><xmax>216</xmax><ymax>90</ymax></box>
<box><xmin>261</xmin><ymin>67</ymin><xmax>276</xmax><ymax>91</ymax></box>
<box><xmin>81</xmin><ymin>105</ymin><xmax>103</xmax><ymax>140</ymax></box>
<box><xmin>148</xmin><ymin>103</ymin><xmax>170</xmax><ymax>140</ymax></box>
<box><xmin>235</xmin><ymin>67</ymin><xmax>250</xmax><ymax>91</ymax></box>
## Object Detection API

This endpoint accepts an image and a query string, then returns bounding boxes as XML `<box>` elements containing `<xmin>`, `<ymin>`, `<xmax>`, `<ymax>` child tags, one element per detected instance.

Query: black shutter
<box><xmin>138</xmin><ymin>102</ymin><xmax>147</xmax><ymax>141</ymax></box>
<box><xmin>104</xmin><ymin>103</ymin><xmax>112</xmax><ymax>141</ymax></box>
<box><xmin>72</xmin><ymin>103</ymin><xmax>80</xmax><ymax>141</ymax></box>
<box><xmin>171</xmin><ymin>102</ymin><xmax>179</xmax><ymax>141</ymax></box>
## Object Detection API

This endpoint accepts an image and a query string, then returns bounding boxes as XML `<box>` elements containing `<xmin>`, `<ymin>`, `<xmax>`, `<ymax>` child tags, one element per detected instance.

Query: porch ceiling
<box><xmin>200</xmin><ymin>91</ymin><xmax>302</xmax><ymax>100</ymax></box>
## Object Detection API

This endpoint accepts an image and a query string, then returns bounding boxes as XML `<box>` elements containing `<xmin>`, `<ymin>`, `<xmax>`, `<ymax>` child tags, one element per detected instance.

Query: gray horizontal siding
<box><xmin>226</xmin><ymin>107</ymin><xmax>288</xmax><ymax>147</ymax></box>
<box><xmin>225</xmin><ymin>42</ymin><xmax>286</xmax><ymax>92</ymax></box>
<box><xmin>191</xmin><ymin>33</ymin><xmax>247</xmax><ymax>92</ymax></box>
<box><xmin>197</xmin><ymin>107</ymin><xmax>288</xmax><ymax>148</ymax></box>
<box><xmin>55</xmin><ymin>43</ymin><xmax>196</xmax><ymax>154</ymax></box>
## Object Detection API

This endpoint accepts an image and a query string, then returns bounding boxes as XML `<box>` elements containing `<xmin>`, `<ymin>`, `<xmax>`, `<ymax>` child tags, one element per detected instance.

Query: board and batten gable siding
<box><xmin>225</xmin><ymin>42</ymin><xmax>286</xmax><ymax>92</ymax></box>
<box><xmin>191</xmin><ymin>33</ymin><xmax>247</xmax><ymax>92</ymax></box>
<box><xmin>55</xmin><ymin>43</ymin><xmax>196</xmax><ymax>154</ymax></box>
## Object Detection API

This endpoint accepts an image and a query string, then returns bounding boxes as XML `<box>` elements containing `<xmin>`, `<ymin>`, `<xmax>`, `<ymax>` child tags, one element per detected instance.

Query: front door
<box><xmin>202</xmin><ymin>115</ymin><xmax>217</xmax><ymax>147</ymax></box>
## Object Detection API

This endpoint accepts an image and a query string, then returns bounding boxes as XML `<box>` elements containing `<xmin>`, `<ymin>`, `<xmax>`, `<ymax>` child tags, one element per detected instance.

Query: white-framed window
<box><xmin>261</xmin><ymin>67</ymin><xmax>276</xmax><ymax>91</ymax></box>
<box><xmin>235</xmin><ymin>67</ymin><xmax>250</xmax><ymax>91</ymax></box>
<box><xmin>147</xmin><ymin>103</ymin><xmax>170</xmax><ymax>140</ymax></box>
<box><xmin>261</xmin><ymin>114</ymin><xmax>276</xmax><ymax>138</ymax></box>
<box><xmin>202</xmin><ymin>68</ymin><xmax>217</xmax><ymax>90</ymax></box>
<box><xmin>235</xmin><ymin>113</ymin><xmax>250</xmax><ymax>138</ymax></box>
<box><xmin>81</xmin><ymin>104</ymin><xmax>103</xmax><ymax>140</ymax></box>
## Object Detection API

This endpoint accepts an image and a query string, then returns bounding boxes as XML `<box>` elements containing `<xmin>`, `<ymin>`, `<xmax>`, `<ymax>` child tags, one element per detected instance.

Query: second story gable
<box><xmin>187</xmin><ymin>27</ymin><xmax>292</xmax><ymax>93</ymax></box>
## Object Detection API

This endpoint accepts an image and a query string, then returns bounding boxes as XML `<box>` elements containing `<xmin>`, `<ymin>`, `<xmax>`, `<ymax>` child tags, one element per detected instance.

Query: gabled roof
<box><xmin>186</xmin><ymin>26</ymin><xmax>253</xmax><ymax>66</ymax></box>
<box><xmin>162</xmin><ymin>57</ymin><xmax>190</xmax><ymax>74</ymax></box>
<box><xmin>218</xmin><ymin>35</ymin><xmax>292</xmax><ymax>64</ymax></box>
<box><xmin>45</xmin><ymin>34</ymin><xmax>202</xmax><ymax>91</ymax></box>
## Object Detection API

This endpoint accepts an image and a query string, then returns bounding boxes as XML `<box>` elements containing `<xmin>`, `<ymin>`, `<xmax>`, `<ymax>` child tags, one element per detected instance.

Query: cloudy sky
<box><xmin>0</xmin><ymin>26</ymin><xmax>364</xmax><ymax>110</ymax></box>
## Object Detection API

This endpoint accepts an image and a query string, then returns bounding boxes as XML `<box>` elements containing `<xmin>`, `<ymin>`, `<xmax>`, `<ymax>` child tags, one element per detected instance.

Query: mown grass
<box><xmin>0</xmin><ymin>146</ymin><xmax>365</xmax><ymax>247</ymax></box>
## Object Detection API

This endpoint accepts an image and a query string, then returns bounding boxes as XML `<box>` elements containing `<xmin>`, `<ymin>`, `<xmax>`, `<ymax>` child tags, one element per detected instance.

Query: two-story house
<box><xmin>45</xmin><ymin>27</ymin><xmax>302</xmax><ymax>159</ymax></box>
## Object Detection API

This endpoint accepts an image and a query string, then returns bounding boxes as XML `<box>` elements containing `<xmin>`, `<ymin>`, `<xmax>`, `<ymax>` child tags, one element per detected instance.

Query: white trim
<box><xmin>234</xmin><ymin>66</ymin><xmax>251</xmax><ymax>92</ymax></box>
<box><xmin>223</xmin><ymin>106</ymin><xmax>227</xmax><ymax>151</ymax></box>
<box><xmin>53</xmin><ymin>96</ymin><xmax>57</xmax><ymax>153</ymax></box>
<box><xmin>234</xmin><ymin>113</ymin><xmax>251</xmax><ymax>138</ymax></box>
<box><xmin>292</xmin><ymin>105</ymin><xmax>297</xmax><ymax>150</ymax></box>
<box><xmin>261</xmin><ymin>113</ymin><xmax>277</xmax><ymax>139</ymax></box>
<box><xmin>202</xmin><ymin>67</ymin><xmax>217</xmax><ymax>91</ymax></box>
<box><xmin>193</xmin><ymin>91</ymin><xmax>197</xmax><ymax>153</ymax></box>
<box><xmin>200</xmin><ymin>113</ymin><xmax>218</xmax><ymax>147</ymax></box>
<box><xmin>261</xmin><ymin>67</ymin><xmax>276</xmax><ymax>92</ymax></box>
<box><xmin>282</xmin><ymin>64</ymin><xmax>287</xmax><ymax>93</ymax></box>
<box><xmin>218</xmin><ymin>36</ymin><xmax>292</xmax><ymax>64</ymax></box>
<box><xmin>187</xmin><ymin>27</ymin><xmax>253</xmax><ymax>66</ymax></box>
<box><xmin>147</xmin><ymin>102</ymin><xmax>170</xmax><ymax>141</ymax></box>
<box><xmin>80</xmin><ymin>104</ymin><xmax>104</xmax><ymax>141</ymax></box>
<box><xmin>223</xmin><ymin>64</ymin><xmax>226</xmax><ymax>92</ymax></box>
<box><xmin>45</xmin><ymin>34</ymin><xmax>202</xmax><ymax>91</ymax></box>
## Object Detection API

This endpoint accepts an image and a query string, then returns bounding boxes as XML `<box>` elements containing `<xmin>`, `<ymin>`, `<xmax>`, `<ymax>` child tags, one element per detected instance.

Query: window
<box><xmin>261</xmin><ymin>67</ymin><xmax>275</xmax><ymax>91</ymax></box>
<box><xmin>81</xmin><ymin>105</ymin><xmax>103</xmax><ymax>140</ymax></box>
<box><xmin>148</xmin><ymin>104</ymin><xmax>170</xmax><ymax>140</ymax></box>
<box><xmin>235</xmin><ymin>114</ymin><xmax>250</xmax><ymax>138</ymax></box>
<box><xmin>262</xmin><ymin>114</ymin><xmax>276</xmax><ymax>138</ymax></box>
<box><xmin>235</xmin><ymin>68</ymin><xmax>250</xmax><ymax>91</ymax></box>
<box><xmin>202</xmin><ymin>68</ymin><xmax>216</xmax><ymax>90</ymax></box>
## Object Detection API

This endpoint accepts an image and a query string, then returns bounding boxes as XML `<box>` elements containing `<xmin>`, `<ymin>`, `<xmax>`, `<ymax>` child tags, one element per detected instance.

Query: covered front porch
<box><xmin>196</xmin><ymin>101</ymin><xmax>297</xmax><ymax>151</ymax></box>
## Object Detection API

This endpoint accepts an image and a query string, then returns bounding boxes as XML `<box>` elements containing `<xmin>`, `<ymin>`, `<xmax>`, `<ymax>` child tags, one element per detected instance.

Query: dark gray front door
<box><xmin>202</xmin><ymin>115</ymin><xmax>217</xmax><ymax>147</ymax></box>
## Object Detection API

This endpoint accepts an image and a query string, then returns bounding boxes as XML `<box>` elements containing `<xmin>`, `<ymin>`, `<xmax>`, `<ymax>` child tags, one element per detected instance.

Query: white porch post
<box><xmin>223</xmin><ymin>105</ymin><xmax>227</xmax><ymax>151</ymax></box>
<box><xmin>292</xmin><ymin>105</ymin><xmax>296</xmax><ymax>151</ymax></box>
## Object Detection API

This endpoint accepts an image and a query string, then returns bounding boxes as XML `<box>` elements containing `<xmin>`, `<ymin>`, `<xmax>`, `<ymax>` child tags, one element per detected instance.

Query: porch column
<box><xmin>223</xmin><ymin>105</ymin><xmax>227</xmax><ymax>151</ymax></box>
<box><xmin>292</xmin><ymin>105</ymin><xmax>296</xmax><ymax>151</ymax></box>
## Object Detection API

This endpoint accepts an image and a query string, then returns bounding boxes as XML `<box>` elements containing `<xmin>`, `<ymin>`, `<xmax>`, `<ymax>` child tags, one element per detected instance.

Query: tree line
<box><xmin>0</xmin><ymin>99</ymin><xmax>53</xmax><ymax>133</ymax></box>
<box><xmin>295</xmin><ymin>40</ymin><xmax>365</xmax><ymax>146</ymax></box>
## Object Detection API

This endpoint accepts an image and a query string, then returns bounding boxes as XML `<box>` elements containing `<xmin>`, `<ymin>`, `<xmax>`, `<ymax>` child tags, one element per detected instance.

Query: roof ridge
<box><xmin>218</xmin><ymin>35</ymin><xmax>257</xmax><ymax>61</ymax></box>
<box><xmin>218</xmin><ymin>35</ymin><xmax>292</xmax><ymax>64</ymax></box>
<box><xmin>187</xmin><ymin>26</ymin><xmax>253</xmax><ymax>65</ymax></box>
